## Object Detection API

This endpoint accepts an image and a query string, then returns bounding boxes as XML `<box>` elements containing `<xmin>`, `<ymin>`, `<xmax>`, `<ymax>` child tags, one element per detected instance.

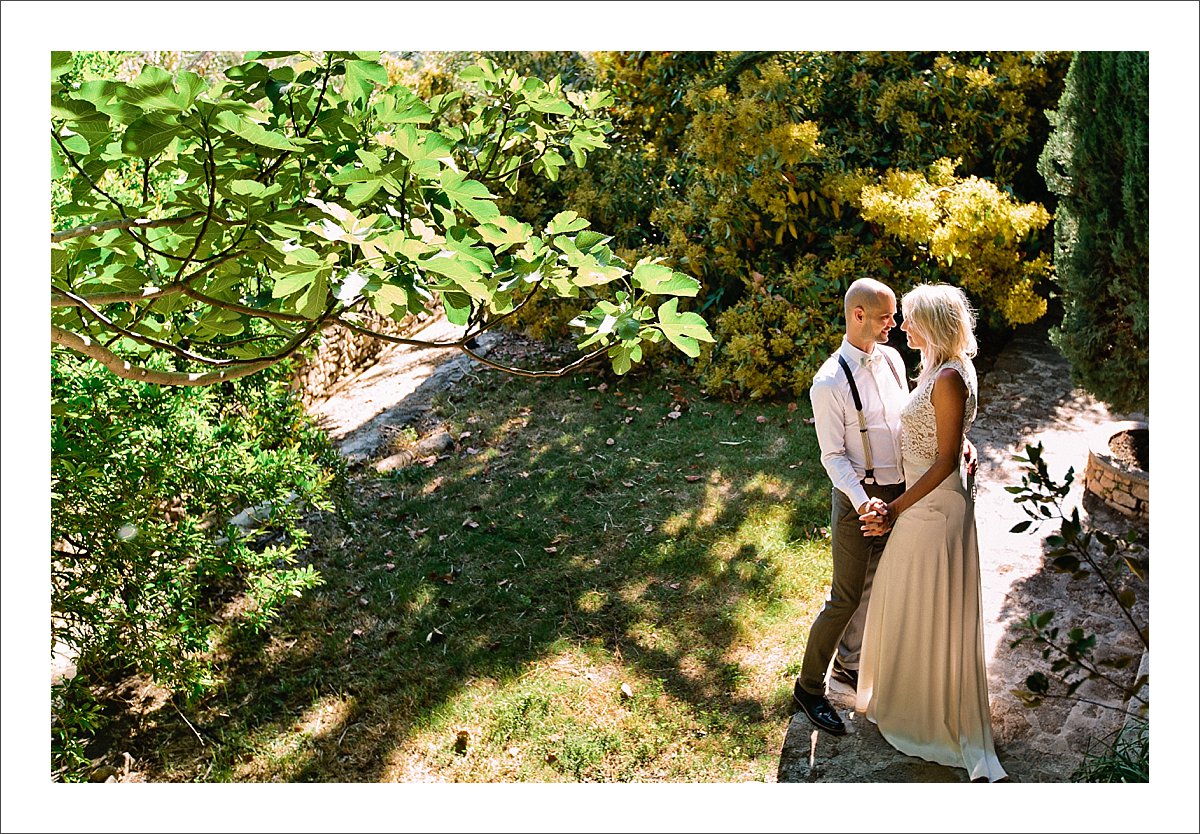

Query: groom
<box><xmin>793</xmin><ymin>278</ymin><xmax>908</xmax><ymax>735</ymax></box>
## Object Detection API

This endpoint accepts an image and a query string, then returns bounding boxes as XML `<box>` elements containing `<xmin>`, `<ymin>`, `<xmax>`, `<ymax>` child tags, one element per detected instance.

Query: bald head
<box><xmin>844</xmin><ymin>278</ymin><xmax>897</xmax><ymax>350</ymax></box>
<box><xmin>844</xmin><ymin>278</ymin><xmax>894</xmax><ymax>324</ymax></box>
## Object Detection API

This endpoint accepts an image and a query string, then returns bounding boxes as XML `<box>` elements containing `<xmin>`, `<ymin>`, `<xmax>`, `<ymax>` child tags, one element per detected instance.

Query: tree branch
<box><xmin>180</xmin><ymin>286</ymin><xmax>314</xmax><ymax>323</ymax></box>
<box><xmin>170</xmin><ymin>130</ymin><xmax>218</xmax><ymax>284</ymax></box>
<box><xmin>51</xmin><ymin>129</ymin><xmax>128</xmax><ymax>218</ymax></box>
<box><xmin>52</xmin><ymin>299</ymin><xmax>335</xmax><ymax>387</ymax></box>
<box><xmin>52</xmin><ymin>284</ymin><xmax>185</xmax><ymax>308</ymax></box>
<box><xmin>52</xmin><ymin>326</ymin><xmax>274</xmax><ymax>386</ymax></box>
<box><xmin>51</xmin><ymin>214</ymin><xmax>209</xmax><ymax>244</ymax></box>
<box><xmin>460</xmin><ymin>343</ymin><xmax>608</xmax><ymax>379</ymax></box>
<box><xmin>335</xmin><ymin>315</ymin><xmax>607</xmax><ymax>379</ymax></box>
<box><xmin>53</xmin><ymin>287</ymin><xmax>265</xmax><ymax>367</ymax></box>
<box><xmin>50</xmin><ymin>246</ymin><xmax>248</xmax><ymax>310</ymax></box>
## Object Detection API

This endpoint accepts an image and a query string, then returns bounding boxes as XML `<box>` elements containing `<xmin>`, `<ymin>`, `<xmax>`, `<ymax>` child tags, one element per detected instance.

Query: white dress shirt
<box><xmin>809</xmin><ymin>337</ymin><xmax>908</xmax><ymax>511</ymax></box>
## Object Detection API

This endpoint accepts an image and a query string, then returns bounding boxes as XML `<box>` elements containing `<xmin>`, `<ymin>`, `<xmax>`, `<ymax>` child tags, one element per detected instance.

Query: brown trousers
<box><xmin>798</xmin><ymin>481</ymin><xmax>906</xmax><ymax>696</ymax></box>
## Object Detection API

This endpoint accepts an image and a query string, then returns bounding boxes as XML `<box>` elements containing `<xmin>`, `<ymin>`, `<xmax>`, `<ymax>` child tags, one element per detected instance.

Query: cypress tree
<box><xmin>1038</xmin><ymin>52</ymin><xmax>1149</xmax><ymax>413</ymax></box>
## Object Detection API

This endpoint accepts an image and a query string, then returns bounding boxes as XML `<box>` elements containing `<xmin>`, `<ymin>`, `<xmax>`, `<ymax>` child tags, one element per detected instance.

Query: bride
<box><xmin>855</xmin><ymin>283</ymin><xmax>1007</xmax><ymax>783</ymax></box>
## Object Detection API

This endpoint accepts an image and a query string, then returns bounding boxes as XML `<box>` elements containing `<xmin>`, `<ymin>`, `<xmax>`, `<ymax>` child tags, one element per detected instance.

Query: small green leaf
<box><xmin>1009</xmin><ymin>520</ymin><xmax>1032</xmax><ymax>533</ymax></box>
<box><xmin>441</xmin><ymin>290</ymin><xmax>472</xmax><ymax>325</ymax></box>
<box><xmin>655</xmin><ymin>298</ymin><xmax>715</xmax><ymax>358</ymax></box>
<box><xmin>370</xmin><ymin>283</ymin><xmax>409</xmax><ymax>318</ymax></box>
<box><xmin>345</xmin><ymin>179</ymin><xmax>383</xmax><ymax>205</ymax></box>
<box><xmin>214</xmin><ymin>109</ymin><xmax>299</xmax><ymax>151</ymax></box>
<box><xmin>438</xmin><ymin>169</ymin><xmax>499</xmax><ymax>223</ymax></box>
<box><xmin>607</xmin><ymin>340</ymin><xmax>643</xmax><ymax>375</ymax></box>
<box><xmin>632</xmin><ymin>261</ymin><xmax>700</xmax><ymax>297</ymax></box>
<box><xmin>422</xmin><ymin>253</ymin><xmax>490</xmax><ymax>301</ymax></box>
<box><xmin>477</xmin><ymin>216</ymin><xmax>532</xmax><ymax>251</ymax></box>
<box><xmin>272</xmin><ymin>271</ymin><xmax>318</xmax><ymax>299</ymax></box>
<box><xmin>546</xmin><ymin>211</ymin><xmax>590</xmax><ymax>235</ymax></box>
<box><xmin>343</xmin><ymin>60</ymin><xmax>389</xmax><ymax>103</ymax></box>
<box><xmin>51</xmin><ymin>136</ymin><xmax>68</xmax><ymax>179</ymax></box>
<box><xmin>51</xmin><ymin>51</ymin><xmax>73</xmax><ymax>81</ymax></box>
<box><xmin>121</xmin><ymin>112</ymin><xmax>180</xmax><ymax>157</ymax></box>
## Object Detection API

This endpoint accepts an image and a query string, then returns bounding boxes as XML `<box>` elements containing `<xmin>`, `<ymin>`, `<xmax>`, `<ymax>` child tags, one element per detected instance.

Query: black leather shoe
<box><xmin>830</xmin><ymin>663</ymin><xmax>859</xmax><ymax>690</ymax></box>
<box><xmin>792</xmin><ymin>682</ymin><xmax>846</xmax><ymax>735</ymax></box>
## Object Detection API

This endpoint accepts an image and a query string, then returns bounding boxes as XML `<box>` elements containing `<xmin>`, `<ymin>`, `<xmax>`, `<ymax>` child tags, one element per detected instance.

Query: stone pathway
<box><xmin>777</xmin><ymin>323</ymin><xmax>1148</xmax><ymax>782</ymax></box>
<box><xmin>305</xmin><ymin>315</ymin><xmax>501</xmax><ymax>466</ymax></box>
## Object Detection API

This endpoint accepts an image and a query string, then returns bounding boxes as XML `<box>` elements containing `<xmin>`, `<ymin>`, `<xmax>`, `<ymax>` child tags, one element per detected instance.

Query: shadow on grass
<box><xmin>112</xmin><ymin>352</ymin><xmax>835</xmax><ymax>782</ymax></box>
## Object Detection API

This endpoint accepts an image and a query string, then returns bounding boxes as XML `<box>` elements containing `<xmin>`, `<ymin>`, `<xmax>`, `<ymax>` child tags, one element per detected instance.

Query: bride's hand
<box><xmin>859</xmin><ymin>498</ymin><xmax>892</xmax><ymax>536</ymax></box>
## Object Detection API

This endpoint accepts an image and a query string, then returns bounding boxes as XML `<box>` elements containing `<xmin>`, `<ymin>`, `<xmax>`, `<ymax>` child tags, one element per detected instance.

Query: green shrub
<box><xmin>1038</xmin><ymin>52</ymin><xmax>1148</xmax><ymax>413</ymax></box>
<box><xmin>51</xmin><ymin>354</ymin><xmax>341</xmax><ymax>773</ymax></box>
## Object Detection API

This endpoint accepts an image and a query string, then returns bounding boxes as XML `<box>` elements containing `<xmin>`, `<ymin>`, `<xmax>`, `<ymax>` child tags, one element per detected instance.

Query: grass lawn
<box><xmin>111</xmin><ymin>342</ymin><xmax>836</xmax><ymax>782</ymax></box>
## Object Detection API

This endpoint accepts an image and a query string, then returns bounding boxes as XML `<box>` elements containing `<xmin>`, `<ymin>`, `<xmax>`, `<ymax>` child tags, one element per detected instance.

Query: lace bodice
<box><xmin>899</xmin><ymin>358</ymin><xmax>977</xmax><ymax>462</ymax></box>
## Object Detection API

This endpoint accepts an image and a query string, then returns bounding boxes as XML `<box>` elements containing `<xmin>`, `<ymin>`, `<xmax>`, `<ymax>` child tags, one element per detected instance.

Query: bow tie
<box><xmin>858</xmin><ymin>353</ymin><xmax>880</xmax><ymax>368</ymax></box>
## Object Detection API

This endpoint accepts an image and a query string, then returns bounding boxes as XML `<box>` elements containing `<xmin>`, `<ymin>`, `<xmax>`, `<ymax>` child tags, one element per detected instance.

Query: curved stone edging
<box><xmin>1084</xmin><ymin>420</ymin><xmax>1149</xmax><ymax>520</ymax></box>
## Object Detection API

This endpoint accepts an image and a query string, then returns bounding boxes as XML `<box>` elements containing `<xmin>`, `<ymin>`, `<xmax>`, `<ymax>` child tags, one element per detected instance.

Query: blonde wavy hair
<box><xmin>901</xmin><ymin>284</ymin><xmax>978</xmax><ymax>386</ymax></box>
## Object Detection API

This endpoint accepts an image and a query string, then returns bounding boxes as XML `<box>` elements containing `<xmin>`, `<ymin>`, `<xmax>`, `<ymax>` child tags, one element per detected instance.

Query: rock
<box><xmin>89</xmin><ymin>765</ymin><xmax>119</xmax><ymax>783</ymax></box>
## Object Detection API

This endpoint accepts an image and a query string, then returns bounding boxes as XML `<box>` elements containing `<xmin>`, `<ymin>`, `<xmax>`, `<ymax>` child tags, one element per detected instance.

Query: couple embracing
<box><xmin>793</xmin><ymin>277</ymin><xmax>1007</xmax><ymax>783</ymax></box>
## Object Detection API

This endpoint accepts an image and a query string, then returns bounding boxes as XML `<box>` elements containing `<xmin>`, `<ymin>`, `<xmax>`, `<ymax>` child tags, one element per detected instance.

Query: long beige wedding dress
<box><xmin>855</xmin><ymin>357</ymin><xmax>1007</xmax><ymax>782</ymax></box>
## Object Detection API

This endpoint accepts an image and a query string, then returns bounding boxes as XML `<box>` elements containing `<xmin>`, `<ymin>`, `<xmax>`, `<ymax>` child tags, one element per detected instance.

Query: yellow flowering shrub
<box><xmin>851</xmin><ymin>158</ymin><xmax>1052</xmax><ymax>323</ymax></box>
<box><xmin>432</xmin><ymin>51</ymin><xmax>1069</xmax><ymax>398</ymax></box>
<box><xmin>700</xmin><ymin>257</ymin><xmax>844</xmax><ymax>399</ymax></box>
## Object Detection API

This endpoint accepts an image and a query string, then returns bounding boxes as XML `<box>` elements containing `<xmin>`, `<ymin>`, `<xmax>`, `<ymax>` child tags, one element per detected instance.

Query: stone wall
<box><xmin>1084</xmin><ymin>421</ymin><xmax>1149</xmax><ymax>520</ymax></box>
<box><xmin>293</xmin><ymin>311</ymin><xmax>432</xmax><ymax>406</ymax></box>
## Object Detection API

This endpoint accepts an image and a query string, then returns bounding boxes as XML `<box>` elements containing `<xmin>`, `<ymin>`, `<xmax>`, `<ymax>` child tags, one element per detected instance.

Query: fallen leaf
<box><xmin>359</xmin><ymin>597</ymin><xmax>369</xmax><ymax>607</ymax></box>
<box><xmin>644</xmin><ymin>524</ymin><xmax>654</xmax><ymax>533</ymax></box>
<box><xmin>544</xmin><ymin>546</ymin><xmax>558</xmax><ymax>554</ymax></box>
<box><xmin>684</xmin><ymin>474</ymin><xmax>702</xmax><ymax>483</ymax></box>
<box><xmin>384</xmin><ymin>563</ymin><xmax>397</xmax><ymax>571</ymax></box>
<box><xmin>669</xmin><ymin>582</ymin><xmax>681</xmax><ymax>590</ymax></box>
<box><xmin>621</xmin><ymin>480</ymin><xmax>636</xmax><ymax>488</ymax></box>
<box><xmin>463</xmin><ymin>519</ymin><xmax>479</xmax><ymax>529</ymax></box>
<box><xmin>606</xmin><ymin>438</ymin><xmax>615</xmax><ymax>446</ymax></box>
<box><xmin>465</xmin><ymin>447</ymin><xmax>480</xmax><ymax>455</ymax></box>
<box><xmin>352</xmin><ymin>628</ymin><xmax>364</xmax><ymax>638</ymax></box>
<box><xmin>459</xmin><ymin>431</ymin><xmax>472</xmax><ymax>440</ymax></box>
<box><xmin>427</xmin><ymin>628</ymin><xmax>446</xmax><ymax>644</ymax></box>
<box><xmin>788</xmin><ymin>402</ymin><xmax>798</xmax><ymax>412</ymax></box>
<box><xmin>756</xmin><ymin>415</ymin><xmax>767</xmax><ymax>424</ymax></box>
<box><xmin>804</xmin><ymin>417</ymin><xmax>816</xmax><ymax>425</ymax></box>
<box><xmin>667</xmin><ymin>410</ymin><xmax>682</xmax><ymax>420</ymax></box>
<box><xmin>620</xmin><ymin>683</ymin><xmax>634</xmax><ymax>699</ymax></box>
